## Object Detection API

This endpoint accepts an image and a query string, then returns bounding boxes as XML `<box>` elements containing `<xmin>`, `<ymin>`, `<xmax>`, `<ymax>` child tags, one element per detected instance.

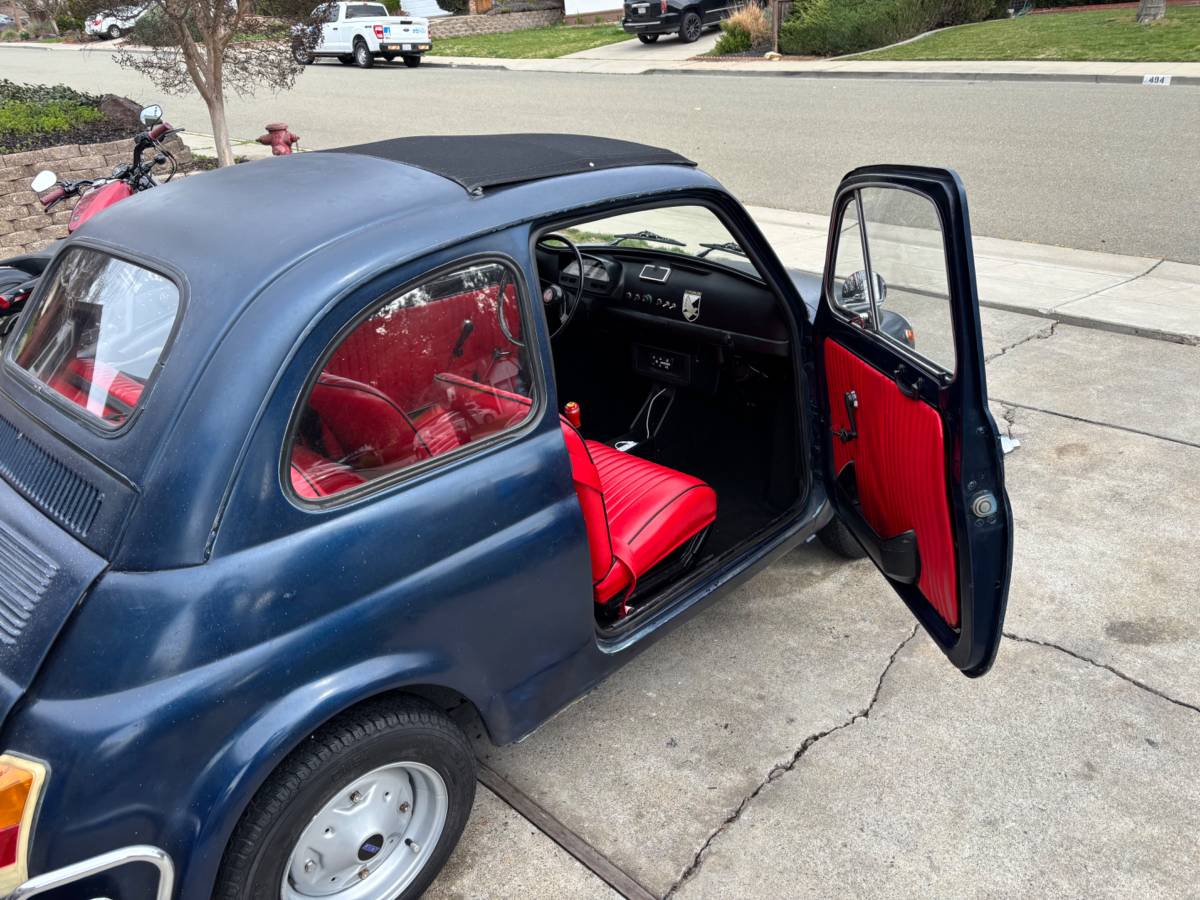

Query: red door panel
<box><xmin>824</xmin><ymin>339</ymin><xmax>958</xmax><ymax>627</ymax></box>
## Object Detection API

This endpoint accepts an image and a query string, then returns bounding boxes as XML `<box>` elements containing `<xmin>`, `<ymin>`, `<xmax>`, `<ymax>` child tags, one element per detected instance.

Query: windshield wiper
<box><xmin>697</xmin><ymin>241</ymin><xmax>746</xmax><ymax>259</ymax></box>
<box><xmin>609</xmin><ymin>230</ymin><xmax>687</xmax><ymax>248</ymax></box>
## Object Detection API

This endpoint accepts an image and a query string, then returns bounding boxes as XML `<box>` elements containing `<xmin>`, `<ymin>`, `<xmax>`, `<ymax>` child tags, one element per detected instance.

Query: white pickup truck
<box><xmin>293</xmin><ymin>1</ymin><xmax>431</xmax><ymax>68</ymax></box>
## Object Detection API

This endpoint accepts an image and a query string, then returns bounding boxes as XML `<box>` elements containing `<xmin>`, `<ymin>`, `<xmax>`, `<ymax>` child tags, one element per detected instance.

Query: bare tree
<box><xmin>1136</xmin><ymin>0</ymin><xmax>1165</xmax><ymax>22</ymax></box>
<box><xmin>107</xmin><ymin>0</ymin><xmax>321</xmax><ymax>166</ymax></box>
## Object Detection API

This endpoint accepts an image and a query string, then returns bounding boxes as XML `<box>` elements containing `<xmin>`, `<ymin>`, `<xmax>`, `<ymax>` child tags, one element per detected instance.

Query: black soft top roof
<box><xmin>326</xmin><ymin>133</ymin><xmax>696</xmax><ymax>193</ymax></box>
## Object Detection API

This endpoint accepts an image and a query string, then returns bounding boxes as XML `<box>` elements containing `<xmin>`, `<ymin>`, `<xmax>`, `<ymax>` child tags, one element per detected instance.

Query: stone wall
<box><xmin>430</xmin><ymin>7</ymin><xmax>563</xmax><ymax>36</ymax></box>
<box><xmin>0</xmin><ymin>134</ymin><xmax>192</xmax><ymax>255</ymax></box>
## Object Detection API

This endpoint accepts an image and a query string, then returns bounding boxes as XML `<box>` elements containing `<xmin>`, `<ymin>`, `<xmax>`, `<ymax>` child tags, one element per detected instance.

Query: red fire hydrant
<box><xmin>257</xmin><ymin>123</ymin><xmax>300</xmax><ymax>156</ymax></box>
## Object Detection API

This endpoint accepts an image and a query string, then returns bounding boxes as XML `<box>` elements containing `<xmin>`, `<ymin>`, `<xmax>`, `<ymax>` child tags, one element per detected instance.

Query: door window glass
<box><xmin>831</xmin><ymin>187</ymin><xmax>956</xmax><ymax>375</ymax></box>
<box><xmin>829</xmin><ymin>199</ymin><xmax>873</xmax><ymax>328</ymax></box>
<box><xmin>288</xmin><ymin>261</ymin><xmax>534</xmax><ymax>501</ymax></box>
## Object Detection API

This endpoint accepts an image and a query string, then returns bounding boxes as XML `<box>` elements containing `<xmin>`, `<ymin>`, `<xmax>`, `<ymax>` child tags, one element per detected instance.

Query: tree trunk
<box><xmin>1136</xmin><ymin>0</ymin><xmax>1166</xmax><ymax>23</ymax></box>
<box><xmin>206</xmin><ymin>92</ymin><xmax>236</xmax><ymax>167</ymax></box>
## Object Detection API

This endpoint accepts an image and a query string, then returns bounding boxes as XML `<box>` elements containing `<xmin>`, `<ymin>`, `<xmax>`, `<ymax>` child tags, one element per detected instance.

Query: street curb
<box><xmin>979</xmin><ymin>300</ymin><xmax>1199</xmax><ymax>346</ymax></box>
<box><xmin>412</xmin><ymin>57</ymin><xmax>1200</xmax><ymax>85</ymax></box>
<box><xmin>640</xmin><ymin>67</ymin><xmax>1200</xmax><ymax>85</ymax></box>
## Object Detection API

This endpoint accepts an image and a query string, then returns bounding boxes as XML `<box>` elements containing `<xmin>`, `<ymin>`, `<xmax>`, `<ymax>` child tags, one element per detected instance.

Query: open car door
<box><xmin>815</xmin><ymin>165</ymin><xmax>1012</xmax><ymax>677</ymax></box>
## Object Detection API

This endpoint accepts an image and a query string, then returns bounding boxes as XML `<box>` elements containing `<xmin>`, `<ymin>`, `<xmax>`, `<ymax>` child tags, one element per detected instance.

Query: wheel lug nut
<box><xmin>358</xmin><ymin>868</ymin><xmax>370</xmax><ymax>880</ymax></box>
<box><xmin>398</xmin><ymin>801</ymin><xmax>410</xmax><ymax>813</ymax></box>
<box><xmin>304</xmin><ymin>859</ymin><xmax>316</xmax><ymax>874</ymax></box>
<box><xmin>350</xmin><ymin>791</ymin><xmax>363</xmax><ymax>803</ymax></box>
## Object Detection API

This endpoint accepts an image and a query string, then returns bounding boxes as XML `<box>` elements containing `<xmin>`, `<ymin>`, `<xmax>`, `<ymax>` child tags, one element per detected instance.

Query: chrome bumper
<box><xmin>5</xmin><ymin>845</ymin><xmax>174</xmax><ymax>900</ymax></box>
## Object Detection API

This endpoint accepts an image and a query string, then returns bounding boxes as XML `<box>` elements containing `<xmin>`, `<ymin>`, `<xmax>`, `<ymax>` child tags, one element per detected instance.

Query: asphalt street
<box><xmin>2</xmin><ymin>47</ymin><xmax>1198</xmax><ymax>262</ymax></box>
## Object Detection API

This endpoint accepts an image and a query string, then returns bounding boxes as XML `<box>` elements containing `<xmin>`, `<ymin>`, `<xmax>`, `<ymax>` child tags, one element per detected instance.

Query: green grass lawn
<box><xmin>859</xmin><ymin>6</ymin><xmax>1200</xmax><ymax>62</ymax></box>
<box><xmin>428</xmin><ymin>23</ymin><xmax>628</xmax><ymax>58</ymax></box>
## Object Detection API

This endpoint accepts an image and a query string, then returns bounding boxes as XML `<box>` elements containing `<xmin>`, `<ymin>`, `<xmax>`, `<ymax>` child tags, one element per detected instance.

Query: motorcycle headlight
<box><xmin>0</xmin><ymin>754</ymin><xmax>47</xmax><ymax>893</ymax></box>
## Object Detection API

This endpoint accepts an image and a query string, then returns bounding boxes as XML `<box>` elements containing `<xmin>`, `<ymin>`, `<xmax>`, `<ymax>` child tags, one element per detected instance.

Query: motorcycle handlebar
<box><xmin>39</xmin><ymin>186</ymin><xmax>67</xmax><ymax>207</ymax></box>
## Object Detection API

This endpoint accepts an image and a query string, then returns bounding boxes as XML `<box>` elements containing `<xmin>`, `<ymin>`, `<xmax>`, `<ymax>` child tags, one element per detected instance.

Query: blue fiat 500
<box><xmin>0</xmin><ymin>135</ymin><xmax>1011</xmax><ymax>900</ymax></box>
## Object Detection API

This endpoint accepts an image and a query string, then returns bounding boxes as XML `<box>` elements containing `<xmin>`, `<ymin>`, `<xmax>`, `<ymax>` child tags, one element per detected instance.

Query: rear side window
<box><xmin>288</xmin><ymin>260</ymin><xmax>534</xmax><ymax>501</ymax></box>
<box><xmin>11</xmin><ymin>248</ymin><xmax>179</xmax><ymax>430</ymax></box>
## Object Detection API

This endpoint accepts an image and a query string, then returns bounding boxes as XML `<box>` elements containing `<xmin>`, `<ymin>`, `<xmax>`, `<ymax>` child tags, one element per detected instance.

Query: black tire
<box><xmin>353</xmin><ymin>39</ymin><xmax>374</xmax><ymax>68</ymax></box>
<box><xmin>817</xmin><ymin>517</ymin><xmax>868</xmax><ymax>560</ymax></box>
<box><xmin>107</xmin><ymin>23</ymin><xmax>121</xmax><ymax>39</ymax></box>
<box><xmin>678</xmin><ymin>10</ymin><xmax>702</xmax><ymax>42</ymax></box>
<box><xmin>293</xmin><ymin>42</ymin><xmax>314</xmax><ymax>64</ymax></box>
<box><xmin>214</xmin><ymin>696</ymin><xmax>476</xmax><ymax>900</ymax></box>
<box><xmin>402</xmin><ymin>54</ymin><xmax>421</xmax><ymax>67</ymax></box>
<box><xmin>637</xmin><ymin>33</ymin><xmax>659</xmax><ymax>43</ymax></box>
<box><xmin>338</xmin><ymin>53</ymin><xmax>354</xmax><ymax>64</ymax></box>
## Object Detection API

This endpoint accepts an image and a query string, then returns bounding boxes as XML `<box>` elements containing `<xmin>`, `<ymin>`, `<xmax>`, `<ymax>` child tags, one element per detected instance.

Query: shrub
<box><xmin>781</xmin><ymin>0</ymin><xmax>1005</xmax><ymax>56</ymax></box>
<box><xmin>714</xmin><ymin>20</ymin><xmax>753</xmax><ymax>52</ymax></box>
<box><xmin>19</xmin><ymin>30</ymin><xmax>30</xmax><ymax>40</ymax></box>
<box><xmin>56</xmin><ymin>15</ymin><xmax>84</xmax><ymax>32</ymax></box>
<box><xmin>0</xmin><ymin>79</ymin><xmax>99</xmax><ymax>105</ymax></box>
<box><xmin>0</xmin><ymin>99</ymin><xmax>103</xmax><ymax>137</ymax></box>
<box><xmin>0</xmin><ymin>30</ymin><xmax>17</xmax><ymax>41</ymax></box>
<box><xmin>715</xmin><ymin>3</ymin><xmax>772</xmax><ymax>53</ymax></box>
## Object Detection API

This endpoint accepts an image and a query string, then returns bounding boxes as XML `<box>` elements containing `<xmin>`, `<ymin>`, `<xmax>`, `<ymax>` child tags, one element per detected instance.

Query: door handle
<box><xmin>836</xmin><ymin>390</ymin><xmax>858</xmax><ymax>443</ymax></box>
<box><xmin>894</xmin><ymin>365</ymin><xmax>924</xmax><ymax>399</ymax></box>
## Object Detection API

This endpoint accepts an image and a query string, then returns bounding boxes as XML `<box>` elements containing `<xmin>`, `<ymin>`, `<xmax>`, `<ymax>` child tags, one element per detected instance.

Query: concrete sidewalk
<box><xmin>5</xmin><ymin>38</ymin><xmax>1198</xmax><ymax>83</ymax></box>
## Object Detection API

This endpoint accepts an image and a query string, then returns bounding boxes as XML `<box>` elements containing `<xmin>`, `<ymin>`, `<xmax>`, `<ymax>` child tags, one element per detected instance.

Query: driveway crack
<box><xmin>664</xmin><ymin>625</ymin><xmax>919</xmax><ymax>898</ymax></box>
<box><xmin>985</xmin><ymin>320</ymin><xmax>1058</xmax><ymax>363</ymax></box>
<box><xmin>1004</xmin><ymin>631</ymin><xmax>1200</xmax><ymax>715</ymax></box>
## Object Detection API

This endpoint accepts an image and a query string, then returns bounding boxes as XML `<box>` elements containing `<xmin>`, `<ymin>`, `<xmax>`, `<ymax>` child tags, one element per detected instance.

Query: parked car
<box><xmin>621</xmin><ymin>0</ymin><xmax>733</xmax><ymax>43</ymax></box>
<box><xmin>293</xmin><ymin>1</ymin><xmax>431</xmax><ymax>68</ymax></box>
<box><xmin>0</xmin><ymin>135</ymin><xmax>1011</xmax><ymax>900</ymax></box>
<box><xmin>0</xmin><ymin>13</ymin><xmax>15</xmax><ymax>28</ymax></box>
<box><xmin>84</xmin><ymin>5</ymin><xmax>147</xmax><ymax>38</ymax></box>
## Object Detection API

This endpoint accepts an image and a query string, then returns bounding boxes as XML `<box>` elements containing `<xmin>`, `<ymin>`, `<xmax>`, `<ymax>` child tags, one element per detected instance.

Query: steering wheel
<box><xmin>536</xmin><ymin>233</ymin><xmax>585</xmax><ymax>340</ymax></box>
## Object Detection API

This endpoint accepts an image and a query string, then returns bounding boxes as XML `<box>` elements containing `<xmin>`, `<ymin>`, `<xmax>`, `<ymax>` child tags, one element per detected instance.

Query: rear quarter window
<box><xmin>9</xmin><ymin>247</ymin><xmax>179</xmax><ymax>430</ymax></box>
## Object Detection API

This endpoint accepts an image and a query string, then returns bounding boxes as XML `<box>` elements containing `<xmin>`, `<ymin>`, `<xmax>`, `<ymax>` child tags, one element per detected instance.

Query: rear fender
<box><xmin>175</xmin><ymin>658</ymin><xmax>482</xmax><ymax>900</ymax></box>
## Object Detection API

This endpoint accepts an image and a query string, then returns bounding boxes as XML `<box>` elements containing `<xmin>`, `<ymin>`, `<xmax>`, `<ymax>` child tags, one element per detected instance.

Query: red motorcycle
<box><xmin>0</xmin><ymin>104</ymin><xmax>180</xmax><ymax>329</ymax></box>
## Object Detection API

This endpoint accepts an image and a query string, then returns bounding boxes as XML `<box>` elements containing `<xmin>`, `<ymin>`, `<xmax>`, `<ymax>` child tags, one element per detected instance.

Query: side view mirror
<box><xmin>30</xmin><ymin>170</ymin><xmax>58</xmax><ymax>193</ymax></box>
<box><xmin>139</xmin><ymin>104</ymin><xmax>163</xmax><ymax>126</ymax></box>
<box><xmin>840</xmin><ymin>270</ymin><xmax>888</xmax><ymax>307</ymax></box>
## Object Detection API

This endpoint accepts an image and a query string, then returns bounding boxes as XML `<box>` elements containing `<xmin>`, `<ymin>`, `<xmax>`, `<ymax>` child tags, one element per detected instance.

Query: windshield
<box><xmin>562</xmin><ymin>206</ymin><xmax>754</xmax><ymax>268</ymax></box>
<box><xmin>344</xmin><ymin>3</ymin><xmax>389</xmax><ymax>17</ymax></box>
<box><xmin>10</xmin><ymin>248</ymin><xmax>179</xmax><ymax>430</ymax></box>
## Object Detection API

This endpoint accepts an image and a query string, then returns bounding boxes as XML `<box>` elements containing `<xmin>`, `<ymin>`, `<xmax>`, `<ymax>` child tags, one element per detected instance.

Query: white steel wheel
<box><xmin>214</xmin><ymin>697</ymin><xmax>476</xmax><ymax>900</ymax></box>
<box><xmin>281</xmin><ymin>762</ymin><xmax>448</xmax><ymax>900</ymax></box>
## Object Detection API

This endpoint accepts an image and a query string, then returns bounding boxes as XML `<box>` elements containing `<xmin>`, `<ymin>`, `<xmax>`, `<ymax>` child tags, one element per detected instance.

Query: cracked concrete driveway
<box><xmin>425</xmin><ymin>310</ymin><xmax>1200</xmax><ymax>898</ymax></box>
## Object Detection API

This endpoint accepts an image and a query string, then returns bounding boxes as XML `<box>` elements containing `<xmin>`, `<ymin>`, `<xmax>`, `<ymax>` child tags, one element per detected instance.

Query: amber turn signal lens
<box><xmin>0</xmin><ymin>763</ymin><xmax>35</xmax><ymax>870</ymax></box>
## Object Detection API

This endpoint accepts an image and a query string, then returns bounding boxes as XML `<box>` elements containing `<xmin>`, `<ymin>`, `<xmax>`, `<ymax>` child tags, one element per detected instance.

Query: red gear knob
<box><xmin>563</xmin><ymin>401</ymin><xmax>581</xmax><ymax>429</ymax></box>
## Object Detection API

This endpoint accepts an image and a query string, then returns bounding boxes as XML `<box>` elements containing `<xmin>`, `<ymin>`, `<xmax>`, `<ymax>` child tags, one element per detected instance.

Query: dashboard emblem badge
<box><xmin>682</xmin><ymin>290</ymin><xmax>702</xmax><ymax>322</ymax></box>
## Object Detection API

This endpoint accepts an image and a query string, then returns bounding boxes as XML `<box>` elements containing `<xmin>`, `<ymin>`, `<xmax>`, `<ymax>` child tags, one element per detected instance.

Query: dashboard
<box><xmin>540</xmin><ymin>246</ymin><xmax>791</xmax><ymax>357</ymax></box>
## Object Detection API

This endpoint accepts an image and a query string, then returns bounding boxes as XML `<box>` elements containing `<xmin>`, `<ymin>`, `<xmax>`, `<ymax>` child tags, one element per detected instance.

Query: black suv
<box><xmin>621</xmin><ymin>0</ymin><xmax>734</xmax><ymax>43</ymax></box>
